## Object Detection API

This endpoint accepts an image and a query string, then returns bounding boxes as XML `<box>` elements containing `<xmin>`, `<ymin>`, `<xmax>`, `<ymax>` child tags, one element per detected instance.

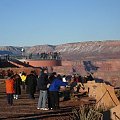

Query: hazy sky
<box><xmin>0</xmin><ymin>0</ymin><xmax>120</xmax><ymax>46</ymax></box>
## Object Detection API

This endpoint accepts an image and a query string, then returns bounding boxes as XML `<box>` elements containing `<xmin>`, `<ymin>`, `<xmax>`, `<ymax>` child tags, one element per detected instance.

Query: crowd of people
<box><xmin>4</xmin><ymin>68</ymin><xmax>94</xmax><ymax>110</ymax></box>
<box><xmin>28</xmin><ymin>52</ymin><xmax>61</xmax><ymax>60</ymax></box>
<box><xmin>0</xmin><ymin>52</ymin><xmax>61</xmax><ymax>63</ymax></box>
<box><xmin>0</xmin><ymin>69</ymin><xmax>14</xmax><ymax>79</ymax></box>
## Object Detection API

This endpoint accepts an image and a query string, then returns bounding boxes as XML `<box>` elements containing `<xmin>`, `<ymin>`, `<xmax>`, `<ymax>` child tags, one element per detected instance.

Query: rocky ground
<box><xmin>0</xmin><ymin>80</ymin><xmax>94</xmax><ymax>120</ymax></box>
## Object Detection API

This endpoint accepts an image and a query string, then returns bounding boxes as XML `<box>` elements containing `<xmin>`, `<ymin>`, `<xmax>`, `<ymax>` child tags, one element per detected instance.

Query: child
<box><xmin>5</xmin><ymin>74</ymin><xmax>15</xmax><ymax>106</ymax></box>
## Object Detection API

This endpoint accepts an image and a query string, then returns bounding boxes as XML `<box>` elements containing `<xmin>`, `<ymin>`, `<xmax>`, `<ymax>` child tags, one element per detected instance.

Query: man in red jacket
<box><xmin>5</xmin><ymin>74</ymin><xmax>15</xmax><ymax>106</ymax></box>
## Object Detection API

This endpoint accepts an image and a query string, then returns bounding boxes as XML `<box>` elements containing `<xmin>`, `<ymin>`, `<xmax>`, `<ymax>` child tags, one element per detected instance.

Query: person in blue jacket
<box><xmin>49</xmin><ymin>73</ymin><xmax>67</xmax><ymax>110</ymax></box>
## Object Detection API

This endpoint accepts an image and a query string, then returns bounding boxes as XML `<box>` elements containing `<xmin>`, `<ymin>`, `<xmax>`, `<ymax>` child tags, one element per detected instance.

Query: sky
<box><xmin>0</xmin><ymin>0</ymin><xmax>120</xmax><ymax>46</ymax></box>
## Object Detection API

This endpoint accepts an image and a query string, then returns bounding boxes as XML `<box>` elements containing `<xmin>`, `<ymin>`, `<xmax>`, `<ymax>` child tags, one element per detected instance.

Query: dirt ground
<box><xmin>0</xmin><ymin>80</ymin><xmax>93</xmax><ymax>120</ymax></box>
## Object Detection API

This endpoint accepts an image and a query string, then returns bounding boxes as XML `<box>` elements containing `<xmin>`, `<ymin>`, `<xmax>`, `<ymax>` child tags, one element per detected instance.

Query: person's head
<box><xmin>53</xmin><ymin>72</ymin><xmax>56</xmax><ymax>74</ymax></box>
<box><xmin>51</xmin><ymin>72</ymin><xmax>56</xmax><ymax>77</ymax></box>
<box><xmin>8</xmin><ymin>73</ymin><xmax>12</xmax><ymax>78</ymax></box>
<box><xmin>57</xmin><ymin>74</ymin><xmax>62</xmax><ymax>80</ymax></box>
<box><xmin>43</xmin><ymin>68</ymin><xmax>48</xmax><ymax>74</ymax></box>
<box><xmin>70</xmin><ymin>76</ymin><xmax>75</xmax><ymax>82</ymax></box>
<box><xmin>22</xmin><ymin>72</ymin><xmax>26</xmax><ymax>76</ymax></box>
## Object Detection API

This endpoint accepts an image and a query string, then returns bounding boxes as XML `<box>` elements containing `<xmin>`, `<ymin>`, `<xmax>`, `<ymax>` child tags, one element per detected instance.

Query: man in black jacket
<box><xmin>25</xmin><ymin>71</ymin><xmax>37</xmax><ymax>99</ymax></box>
<box><xmin>37</xmin><ymin>68</ymin><xmax>49</xmax><ymax>110</ymax></box>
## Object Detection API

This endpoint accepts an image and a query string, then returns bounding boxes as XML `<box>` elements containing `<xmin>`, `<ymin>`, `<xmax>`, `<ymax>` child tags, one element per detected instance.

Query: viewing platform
<box><xmin>0</xmin><ymin>53</ymin><xmax>62</xmax><ymax>68</ymax></box>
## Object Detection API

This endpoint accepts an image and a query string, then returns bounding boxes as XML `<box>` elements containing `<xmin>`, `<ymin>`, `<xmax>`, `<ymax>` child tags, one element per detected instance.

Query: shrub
<box><xmin>115</xmin><ymin>89</ymin><xmax>120</xmax><ymax>100</ymax></box>
<box><xmin>69</xmin><ymin>105</ymin><xmax>103</xmax><ymax>120</ymax></box>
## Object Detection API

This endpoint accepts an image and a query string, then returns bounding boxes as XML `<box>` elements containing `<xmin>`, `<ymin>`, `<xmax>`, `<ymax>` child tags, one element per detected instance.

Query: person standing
<box><xmin>47</xmin><ymin>72</ymin><xmax>56</xmax><ymax>110</ymax></box>
<box><xmin>25</xmin><ymin>71</ymin><xmax>37</xmax><ymax>99</ymax></box>
<box><xmin>49</xmin><ymin>74</ymin><xmax>67</xmax><ymax>110</ymax></box>
<box><xmin>37</xmin><ymin>68</ymin><xmax>49</xmax><ymax>110</ymax></box>
<box><xmin>13</xmin><ymin>73</ymin><xmax>22</xmax><ymax>99</ymax></box>
<box><xmin>86</xmin><ymin>72</ymin><xmax>94</xmax><ymax>81</ymax></box>
<box><xmin>5</xmin><ymin>74</ymin><xmax>15</xmax><ymax>106</ymax></box>
<box><xmin>20</xmin><ymin>72</ymin><xmax>27</xmax><ymax>90</ymax></box>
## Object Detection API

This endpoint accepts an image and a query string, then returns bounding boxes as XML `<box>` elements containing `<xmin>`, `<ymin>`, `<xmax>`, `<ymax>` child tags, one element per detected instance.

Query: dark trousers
<box><xmin>47</xmin><ymin>90</ymin><xmax>51</xmax><ymax>109</ymax></box>
<box><xmin>22</xmin><ymin>82</ymin><xmax>25</xmax><ymax>90</ymax></box>
<box><xmin>7</xmin><ymin>94</ymin><xmax>13</xmax><ymax>105</ymax></box>
<box><xmin>49</xmin><ymin>91</ymin><xmax>59</xmax><ymax>109</ymax></box>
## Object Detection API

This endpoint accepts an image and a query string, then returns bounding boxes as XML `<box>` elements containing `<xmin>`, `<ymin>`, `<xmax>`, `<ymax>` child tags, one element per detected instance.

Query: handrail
<box><xmin>96</xmin><ymin>90</ymin><xmax>107</xmax><ymax>105</ymax></box>
<box><xmin>0</xmin><ymin>54</ymin><xmax>62</xmax><ymax>60</ymax></box>
<box><xmin>96</xmin><ymin>84</ymin><xmax>118</xmax><ymax>106</ymax></box>
<box><xmin>113</xmin><ymin>112</ymin><xmax>120</xmax><ymax>120</ymax></box>
<box><xmin>103</xmin><ymin>84</ymin><xmax>118</xmax><ymax>106</ymax></box>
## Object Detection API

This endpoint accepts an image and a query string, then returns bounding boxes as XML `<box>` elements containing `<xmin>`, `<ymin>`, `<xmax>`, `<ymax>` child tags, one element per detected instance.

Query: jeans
<box><xmin>37</xmin><ymin>90</ymin><xmax>47</xmax><ymax>108</ymax></box>
<box><xmin>22</xmin><ymin>82</ymin><xmax>25</xmax><ymax>90</ymax></box>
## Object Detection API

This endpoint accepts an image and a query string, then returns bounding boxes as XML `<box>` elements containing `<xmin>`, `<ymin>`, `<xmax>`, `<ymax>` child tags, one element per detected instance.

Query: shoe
<box><xmin>37</xmin><ymin>108</ymin><xmax>44</xmax><ymax>110</ymax></box>
<box><xmin>42</xmin><ymin>108</ymin><xmax>49</xmax><ymax>110</ymax></box>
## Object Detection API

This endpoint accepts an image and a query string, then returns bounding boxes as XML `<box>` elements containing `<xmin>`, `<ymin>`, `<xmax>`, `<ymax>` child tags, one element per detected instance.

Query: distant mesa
<box><xmin>0</xmin><ymin>40</ymin><xmax>120</xmax><ymax>61</ymax></box>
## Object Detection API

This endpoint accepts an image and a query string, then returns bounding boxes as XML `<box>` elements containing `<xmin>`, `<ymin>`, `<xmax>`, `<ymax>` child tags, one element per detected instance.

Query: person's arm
<box><xmin>60</xmin><ymin>80</ymin><xmax>68</xmax><ymax>86</ymax></box>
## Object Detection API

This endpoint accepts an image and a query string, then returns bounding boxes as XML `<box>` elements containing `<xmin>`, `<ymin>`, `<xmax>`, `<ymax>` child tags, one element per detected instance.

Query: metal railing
<box><xmin>0</xmin><ymin>54</ymin><xmax>62</xmax><ymax>61</ymax></box>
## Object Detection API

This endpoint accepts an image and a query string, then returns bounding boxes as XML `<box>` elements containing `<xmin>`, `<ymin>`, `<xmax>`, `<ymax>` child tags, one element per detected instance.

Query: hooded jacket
<box><xmin>37</xmin><ymin>72</ymin><xmax>49</xmax><ymax>90</ymax></box>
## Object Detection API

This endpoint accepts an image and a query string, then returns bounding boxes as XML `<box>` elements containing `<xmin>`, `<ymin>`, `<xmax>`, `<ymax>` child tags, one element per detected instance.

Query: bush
<box><xmin>115</xmin><ymin>89</ymin><xmax>120</xmax><ymax>100</ymax></box>
<box><xmin>69</xmin><ymin>105</ymin><xmax>103</xmax><ymax>120</ymax></box>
